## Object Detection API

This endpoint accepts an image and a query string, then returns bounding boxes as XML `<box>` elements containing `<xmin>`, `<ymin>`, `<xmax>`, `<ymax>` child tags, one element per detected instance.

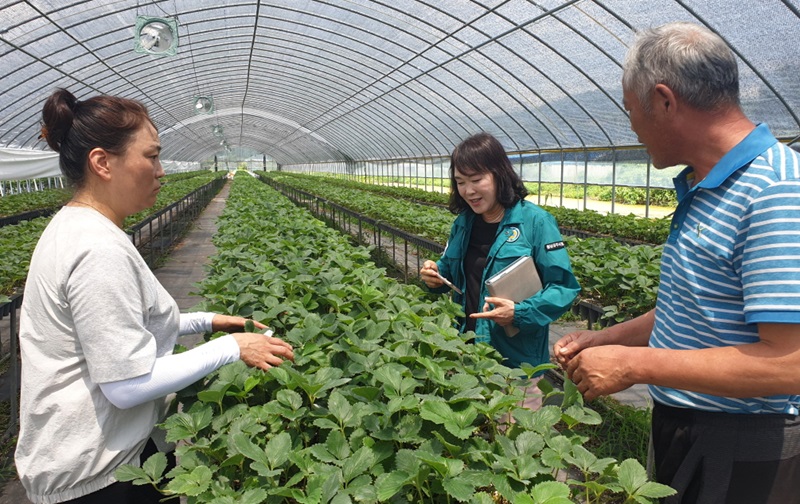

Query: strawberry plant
<box><xmin>0</xmin><ymin>217</ymin><xmax>50</xmax><ymax>295</ymax></box>
<box><xmin>262</xmin><ymin>172</ymin><xmax>672</xmax><ymax>245</ymax></box>
<box><xmin>118</xmin><ymin>174</ymin><xmax>674</xmax><ymax>503</ymax></box>
<box><xmin>260</xmin><ymin>172</ymin><xmax>664</xmax><ymax>324</ymax></box>
<box><xmin>0</xmin><ymin>187</ymin><xmax>71</xmax><ymax>217</ymax></box>
<box><xmin>566</xmin><ymin>237</ymin><xmax>662</xmax><ymax>322</ymax></box>
<box><xmin>0</xmin><ymin>171</ymin><xmax>226</xmax><ymax>295</ymax></box>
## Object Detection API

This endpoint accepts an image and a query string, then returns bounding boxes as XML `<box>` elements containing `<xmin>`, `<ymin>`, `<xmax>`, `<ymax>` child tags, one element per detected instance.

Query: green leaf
<box><xmin>530</xmin><ymin>481</ymin><xmax>573</xmax><ymax>504</ymax></box>
<box><xmin>276</xmin><ymin>389</ymin><xmax>304</xmax><ymax>410</ymax></box>
<box><xmin>328</xmin><ymin>390</ymin><xmax>354</xmax><ymax>426</ymax></box>
<box><xmin>562</xmin><ymin>377</ymin><xmax>583</xmax><ymax>409</ymax></box>
<box><xmin>326</xmin><ymin>430</ymin><xmax>350</xmax><ymax>460</ymax></box>
<box><xmin>243</xmin><ymin>375</ymin><xmax>260</xmax><ymax>393</ymax></box>
<box><xmin>563</xmin><ymin>404</ymin><xmax>602</xmax><ymax>426</ymax></box>
<box><xmin>313</xmin><ymin>418</ymin><xmax>340</xmax><ymax>431</ymax></box>
<box><xmin>515</xmin><ymin>431</ymin><xmax>546</xmax><ymax>457</ymax></box>
<box><xmin>473</xmin><ymin>492</ymin><xmax>500</xmax><ymax>504</ymax></box>
<box><xmin>114</xmin><ymin>464</ymin><xmax>150</xmax><ymax>485</ymax></box>
<box><xmin>565</xmin><ymin>444</ymin><xmax>597</xmax><ymax>472</ymax></box>
<box><xmin>349</xmin><ymin>474</ymin><xmax>377</xmax><ymax>501</ymax></box>
<box><xmin>519</xmin><ymin>362</ymin><xmax>558</xmax><ymax>379</ymax></box>
<box><xmin>301</xmin><ymin>367</ymin><xmax>351</xmax><ymax>399</ymax></box>
<box><xmin>633</xmin><ymin>481</ymin><xmax>678</xmax><ymax>499</ymax></box>
<box><xmin>197</xmin><ymin>387</ymin><xmax>227</xmax><ymax>405</ymax></box>
<box><xmin>164</xmin><ymin>465</ymin><xmax>212</xmax><ymax>496</ymax></box>
<box><xmin>419</xmin><ymin>399</ymin><xmax>478</xmax><ymax>439</ymax></box>
<box><xmin>162</xmin><ymin>406</ymin><xmax>213</xmax><ymax>442</ymax></box>
<box><xmin>232</xmin><ymin>433</ymin><xmax>269</xmax><ymax>466</ymax></box>
<box><xmin>342</xmin><ymin>446</ymin><xmax>376</xmax><ymax>483</ymax></box>
<box><xmin>442</xmin><ymin>474</ymin><xmax>476</xmax><ymax>501</ymax></box>
<box><xmin>394</xmin><ymin>449</ymin><xmax>422</xmax><ymax>476</ymax></box>
<box><xmin>447</xmin><ymin>373</ymin><xmax>479</xmax><ymax>391</ymax></box>
<box><xmin>419</xmin><ymin>399</ymin><xmax>450</xmax><ymax>425</ymax></box>
<box><xmin>372</xmin><ymin>363</ymin><xmax>408</xmax><ymax>396</ymax></box>
<box><xmin>537</xmin><ymin>378</ymin><xmax>555</xmax><ymax>395</ymax></box>
<box><xmin>238</xmin><ymin>488</ymin><xmax>269</xmax><ymax>504</ymax></box>
<box><xmin>417</xmin><ymin>453</ymin><xmax>464</xmax><ymax>478</ymax></box>
<box><xmin>615</xmin><ymin>458</ymin><xmax>676</xmax><ymax>501</ymax></box>
<box><xmin>387</xmin><ymin>395</ymin><xmax>419</xmax><ymax>414</ymax></box>
<box><xmin>375</xmin><ymin>471</ymin><xmax>410</xmax><ymax>501</ymax></box>
<box><xmin>266</xmin><ymin>431</ymin><xmax>292</xmax><ymax>468</ymax></box>
<box><xmin>309</xmin><ymin>443</ymin><xmax>339</xmax><ymax>464</ymax></box>
<box><xmin>141</xmin><ymin>452</ymin><xmax>167</xmax><ymax>484</ymax></box>
<box><xmin>330</xmin><ymin>493</ymin><xmax>353</xmax><ymax>504</ymax></box>
<box><xmin>521</xmin><ymin>405</ymin><xmax>563</xmax><ymax>434</ymax></box>
<box><xmin>617</xmin><ymin>458</ymin><xmax>649</xmax><ymax>495</ymax></box>
<box><xmin>395</xmin><ymin>413</ymin><xmax>424</xmax><ymax>443</ymax></box>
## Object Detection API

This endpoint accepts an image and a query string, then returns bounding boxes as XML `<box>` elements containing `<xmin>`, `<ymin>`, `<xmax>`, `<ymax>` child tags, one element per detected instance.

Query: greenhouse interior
<box><xmin>1</xmin><ymin>1</ymin><xmax>800</xmax><ymax>503</ymax></box>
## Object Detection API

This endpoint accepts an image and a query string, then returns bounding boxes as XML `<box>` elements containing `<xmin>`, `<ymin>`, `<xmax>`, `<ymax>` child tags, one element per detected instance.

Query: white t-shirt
<box><xmin>16</xmin><ymin>207</ymin><xmax>184</xmax><ymax>503</ymax></box>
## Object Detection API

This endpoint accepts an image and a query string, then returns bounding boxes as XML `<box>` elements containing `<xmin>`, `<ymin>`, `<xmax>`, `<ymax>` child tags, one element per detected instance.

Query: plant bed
<box><xmin>575</xmin><ymin>299</ymin><xmax>616</xmax><ymax>329</ymax></box>
<box><xmin>115</xmin><ymin>175</ymin><xmax>674</xmax><ymax>503</ymax></box>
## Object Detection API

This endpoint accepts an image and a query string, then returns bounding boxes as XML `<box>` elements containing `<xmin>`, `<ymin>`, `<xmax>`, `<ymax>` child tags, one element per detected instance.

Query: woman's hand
<box><xmin>211</xmin><ymin>314</ymin><xmax>267</xmax><ymax>334</ymax></box>
<box><xmin>232</xmin><ymin>332</ymin><xmax>295</xmax><ymax>371</ymax></box>
<box><xmin>470</xmin><ymin>296</ymin><xmax>515</xmax><ymax>326</ymax></box>
<box><xmin>419</xmin><ymin>260</ymin><xmax>444</xmax><ymax>289</ymax></box>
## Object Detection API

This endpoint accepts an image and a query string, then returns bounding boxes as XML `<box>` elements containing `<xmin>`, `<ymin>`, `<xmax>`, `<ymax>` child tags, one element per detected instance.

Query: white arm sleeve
<box><xmin>99</xmin><ymin>335</ymin><xmax>240</xmax><ymax>409</ymax></box>
<box><xmin>179</xmin><ymin>312</ymin><xmax>216</xmax><ymax>336</ymax></box>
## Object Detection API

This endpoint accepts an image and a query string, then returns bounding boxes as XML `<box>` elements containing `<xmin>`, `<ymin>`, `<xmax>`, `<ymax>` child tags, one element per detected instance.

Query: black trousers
<box><xmin>62</xmin><ymin>439</ymin><xmax>176</xmax><ymax>504</ymax></box>
<box><xmin>652</xmin><ymin>403</ymin><xmax>800</xmax><ymax>504</ymax></box>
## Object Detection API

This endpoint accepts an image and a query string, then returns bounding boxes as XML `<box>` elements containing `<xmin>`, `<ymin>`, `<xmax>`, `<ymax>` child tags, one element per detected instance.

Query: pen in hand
<box><xmin>434</xmin><ymin>272</ymin><xmax>463</xmax><ymax>295</ymax></box>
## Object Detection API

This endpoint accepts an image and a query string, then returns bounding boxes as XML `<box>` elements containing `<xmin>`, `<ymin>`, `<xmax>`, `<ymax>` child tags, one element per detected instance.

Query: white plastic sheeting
<box><xmin>1</xmin><ymin>1</ymin><xmax>799</xmax><ymax>172</ymax></box>
<box><xmin>0</xmin><ymin>147</ymin><xmax>201</xmax><ymax>181</ymax></box>
<box><xmin>0</xmin><ymin>147</ymin><xmax>60</xmax><ymax>181</ymax></box>
<box><xmin>161</xmin><ymin>160</ymin><xmax>203</xmax><ymax>174</ymax></box>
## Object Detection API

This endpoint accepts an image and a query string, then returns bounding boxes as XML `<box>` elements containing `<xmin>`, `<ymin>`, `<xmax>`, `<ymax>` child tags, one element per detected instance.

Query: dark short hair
<box><xmin>40</xmin><ymin>88</ymin><xmax>155</xmax><ymax>188</ymax></box>
<box><xmin>448</xmin><ymin>132</ymin><xmax>528</xmax><ymax>214</ymax></box>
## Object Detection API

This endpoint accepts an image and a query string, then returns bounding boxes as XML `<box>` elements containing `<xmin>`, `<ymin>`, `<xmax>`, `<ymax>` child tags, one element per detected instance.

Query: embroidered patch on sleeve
<box><xmin>545</xmin><ymin>241</ymin><xmax>565</xmax><ymax>252</ymax></box>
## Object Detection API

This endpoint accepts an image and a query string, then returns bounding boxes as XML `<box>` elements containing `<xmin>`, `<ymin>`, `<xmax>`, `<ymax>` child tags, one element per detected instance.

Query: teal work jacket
<box><xmin>433</xmin><ymin>199</ymin><xmax>580</xmax><ymax>369</ymax></box>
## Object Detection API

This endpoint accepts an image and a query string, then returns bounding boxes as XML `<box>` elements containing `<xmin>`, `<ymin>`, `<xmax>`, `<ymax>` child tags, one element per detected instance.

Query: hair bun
<box><xmin>41</xmin><ymin>88</ymin><xmax>78</xmax><ymax>152</ymax></box>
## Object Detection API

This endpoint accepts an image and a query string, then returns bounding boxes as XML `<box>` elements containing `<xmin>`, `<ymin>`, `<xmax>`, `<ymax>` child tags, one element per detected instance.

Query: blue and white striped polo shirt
<box><xmin>649</xmin><ymin>123</ymin><xmax>800</xmax><ymax>415</ymax></box>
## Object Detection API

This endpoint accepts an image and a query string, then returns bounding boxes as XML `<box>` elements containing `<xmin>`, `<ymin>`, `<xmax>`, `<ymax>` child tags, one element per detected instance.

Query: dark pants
<box><xmin>62</xmin><ymin>439</ymin><xmax>176</xmax><ymax>504</ymax></box>
<box><xmin>652</xmin><ymin>403</ymin><xmax>800</xmax><ymax>504</ymax></box>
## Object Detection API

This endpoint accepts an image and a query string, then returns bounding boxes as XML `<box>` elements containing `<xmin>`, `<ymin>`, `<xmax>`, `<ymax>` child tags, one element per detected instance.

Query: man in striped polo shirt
<box><xmin>554</xmin><ymin>22</ymin><xmax>800</xmax><ymax>503</ymax></box>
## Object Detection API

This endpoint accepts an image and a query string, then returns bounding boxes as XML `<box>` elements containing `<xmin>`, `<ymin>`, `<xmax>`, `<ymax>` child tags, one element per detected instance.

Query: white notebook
<box><xmin>484</xmin><ymin>256</ymin><xmax>542</xmax><ymax>337</ymax></box>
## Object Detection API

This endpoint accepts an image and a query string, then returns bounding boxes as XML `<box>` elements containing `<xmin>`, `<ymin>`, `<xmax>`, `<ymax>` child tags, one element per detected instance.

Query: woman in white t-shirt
<box><xmin>15</xmin><ymin>88</ymin><xmax>295</xmax><ymax>504</ymax></box>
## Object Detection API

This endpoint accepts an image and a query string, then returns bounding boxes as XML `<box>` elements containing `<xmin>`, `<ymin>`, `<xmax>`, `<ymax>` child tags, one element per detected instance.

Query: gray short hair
<box><xmin>622</xmin><ymin>22</ymin><xmax>739</xmax><ymax>113</ymax></box>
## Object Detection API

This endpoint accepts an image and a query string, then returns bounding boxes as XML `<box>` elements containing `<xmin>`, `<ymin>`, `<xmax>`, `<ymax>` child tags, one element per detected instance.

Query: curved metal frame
<box><xmin>0</xmin><ymin>0</ymin><xmax>799</xmax><ymax>169</ymax></box>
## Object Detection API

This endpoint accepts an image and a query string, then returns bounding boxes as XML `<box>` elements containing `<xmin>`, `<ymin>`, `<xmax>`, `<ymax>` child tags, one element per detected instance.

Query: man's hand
<box><xmin>566</xmin><ymin>345</ymin><xmax>636</xmax><ymax>401</ymax></box>
<box><xmin>553</xmin><ymin>329</ymin><xmax>598</xmax><ymax>369</ymax></box>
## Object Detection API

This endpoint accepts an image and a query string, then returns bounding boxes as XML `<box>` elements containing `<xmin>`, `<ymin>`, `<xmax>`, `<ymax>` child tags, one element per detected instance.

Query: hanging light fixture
<box><xmin>134</xmin><ymin>16</ymin><xmax>178</xmax><ymax>56</ymax></box>
<box><xmin>193</xmin><ymin>96</ymin><xmax>214</xmax><ymax>114</ymax></box>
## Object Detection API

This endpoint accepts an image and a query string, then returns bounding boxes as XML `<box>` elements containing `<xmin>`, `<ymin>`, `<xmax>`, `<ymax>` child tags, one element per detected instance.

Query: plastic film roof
<box><xmin>1</xmin><ymin>0</ymin><xmax>799</xmax><ymax>166</ymax></box>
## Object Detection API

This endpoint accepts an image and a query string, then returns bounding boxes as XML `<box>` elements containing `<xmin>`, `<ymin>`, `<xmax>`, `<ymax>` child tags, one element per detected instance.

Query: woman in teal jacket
<box><xmin>421</xmin><ymin>133</ymin><xmax>580</xmax><ymax>403</ymax></box>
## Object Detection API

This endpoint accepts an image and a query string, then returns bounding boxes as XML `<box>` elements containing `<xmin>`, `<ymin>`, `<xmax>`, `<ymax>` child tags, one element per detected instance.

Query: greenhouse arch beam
<box><xmin>0</xmin><ymin>2</ymin><xmax>199</xmax><ymax>142</ymax></box>
<box><xmin>675</xmin><ymin>0</ymin><xmax>800</xmax><ymax>130</ymax></box>
<box><xmin>172</xmin><ymin>12</ymin><xmax>472</xmax><ymax>158</ymax></box>
<box><xmin>251</xmin><ymin>9</ymin><xmax>505</xmax><ymax>157</ymax></box>
<box><xmin>265</xmin><ymin>1</ymin><xmax>534</xmax><ymax>153</ymax></box>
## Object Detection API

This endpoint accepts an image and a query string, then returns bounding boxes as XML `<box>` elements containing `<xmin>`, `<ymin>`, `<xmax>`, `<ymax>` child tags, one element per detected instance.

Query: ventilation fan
<box><xmin>193</xmin><ymin>96</ymin><xmax>214</xmax><ymax>114</ymax></box>
<box><xmin>134</xmin><ymin>16</ymin><xmax>178</xmax><ymax>56</ymax></box>
<box><xmin>212</xmin><ymin>125</ymin><xmax>224</xmax><ymax>137</ymax></box>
